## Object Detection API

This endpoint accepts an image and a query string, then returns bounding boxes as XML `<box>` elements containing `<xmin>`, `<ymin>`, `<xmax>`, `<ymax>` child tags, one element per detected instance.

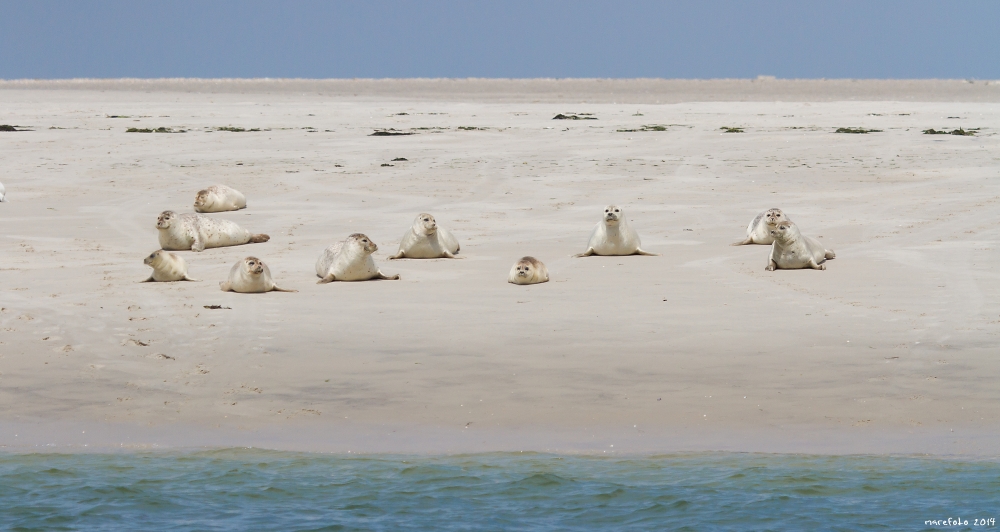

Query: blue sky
<box><xmin>1</xmin><ymin>1</ymin><xmax>998</xmax><ymax>79</ymax></box>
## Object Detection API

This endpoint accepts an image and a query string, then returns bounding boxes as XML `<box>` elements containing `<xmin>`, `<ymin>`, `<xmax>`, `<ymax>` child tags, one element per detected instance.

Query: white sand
<box><xmin>1</xmin><ymin>79</ymin><xmax>998</xmax><ymax>455</ymax></box>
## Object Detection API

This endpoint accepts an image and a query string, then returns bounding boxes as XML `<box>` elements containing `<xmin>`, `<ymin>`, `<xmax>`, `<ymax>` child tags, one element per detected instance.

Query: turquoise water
<box><xmin>1</xmin><ymin>450</ymin><xmax>997</xmax><ymax>531</ymax></box>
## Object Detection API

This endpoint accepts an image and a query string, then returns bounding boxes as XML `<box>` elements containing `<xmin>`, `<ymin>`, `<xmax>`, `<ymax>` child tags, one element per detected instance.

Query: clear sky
<box><xmin>1</xmin><ymin>0</ymin><xmax>998</xmax><ymax>80</ymax></box>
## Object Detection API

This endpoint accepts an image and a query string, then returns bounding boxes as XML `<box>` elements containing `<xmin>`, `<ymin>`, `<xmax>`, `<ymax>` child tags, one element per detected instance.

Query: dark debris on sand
<box><xmin>553</xmin><ymin>114</ymin><xmax>597</xmax><ymax>120</ymax></box>
<box><xmin>923</xmin><ymin>128</ymin><xmax>976</xmax><ymax>136</ymax></box>
<box><xmin>370</xmin><ymin>129</ymin><xmax>415</xmax><ymax>136</ymax></box>
<box><xmin>834</xmin><ymin>127</ymin><xmax>882</xmax><ymax>134</ymax></box>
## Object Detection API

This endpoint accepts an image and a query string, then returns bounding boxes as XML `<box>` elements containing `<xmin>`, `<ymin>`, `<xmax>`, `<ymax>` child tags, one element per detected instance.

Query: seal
<box><xmin>732</xmin><ymin>208</ymin><xmax>790</xmax><ymax>246</ymax></box>
<box><xmin>389</xmin><ymin>213</ymin><xmax>461</xmax><ymax>259</ymax></box>
<box><xmin>508</xmin><ymin>256</ymin><xmax>549</xmax><ymax>285</ymax></box>
<box><xmin>766</xmin><ymin>220</ymin><xmax>836</xmax><ymax>271</ymax></box>
<box><xmin>220</xmin><ymin>256</ymin><xmax>297</xmax><ymax>293</ymax></box>
<box><xmin>0</xmin><ymin>181</ymin><xmax>6</xmax><ymax>202</ymax></box>
<box><xmin>194</xmin><ymin>184</ymin><xmax>247</xmax><ymax>213</ymax></box>
<box><xmin>156</xmin><ymin>210</ymin><xmax>269</xmax><ymax>252</ymax></box>
<box><xmin>141</xmin><ymin>249</ymin><xmax>200</xmax><ymax>282</ymax></box>
<box><xmin>574</xmin><ymin>205</ymin><xmax>659</xmax><ymax>257</ymax></box>
<box><xmin>316</xmin><ymin>233</ymin><xmax>400</xmax><ymax>283</ymax></box>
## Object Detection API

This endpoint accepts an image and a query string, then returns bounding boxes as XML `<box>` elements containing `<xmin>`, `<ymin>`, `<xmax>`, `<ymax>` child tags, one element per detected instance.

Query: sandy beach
<box><xmin>1</xmin><ymin>79</ymin><xmax>998</xmax><ymax>455</ymax></box>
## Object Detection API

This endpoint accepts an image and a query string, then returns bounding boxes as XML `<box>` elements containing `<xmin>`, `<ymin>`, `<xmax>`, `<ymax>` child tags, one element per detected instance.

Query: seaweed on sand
<box><xmin>616</xmin><ymin>125</ymin><xmax>670</xmax><ymax>132</ymax></box>
<box><xmin>127</xmin><ymin>127</ymin><xmax>185</xmax><ymax>133</ymax></box>
<box><xmin>835</xmin><ymin>127</ymin><xmax>882</xmax><ymax>134</ymax></box>
<box><xmin>553</xmin><ymin>114</ymin><xmax>597</xmax><ymax>120</ymax></box>
<box><xmin>923</xmin><ymin>128</ymin><xmax>976</xmax><ymax>136</ymax></box>
<box><xmin>720</xmin><ymin>127</ymin><xmax>744</xmax><ymax>133</ymax></box>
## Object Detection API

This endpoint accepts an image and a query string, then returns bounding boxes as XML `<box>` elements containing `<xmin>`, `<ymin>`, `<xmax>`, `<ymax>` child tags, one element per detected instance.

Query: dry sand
<box><xmin>1</xmin><ymin>79</ymin><xmax>999</xmax><ymax>455</ymax></box>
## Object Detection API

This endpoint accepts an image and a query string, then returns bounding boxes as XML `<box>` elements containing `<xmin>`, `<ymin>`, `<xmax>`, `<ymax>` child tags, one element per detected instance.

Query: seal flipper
<box><xmin>219</xmin><ymin>281</ymin><xmax>232</xmax><ymax>291</ymax></box>
<box><xmin>573</xmin><ymin>248</ymin><xmax>596</xmax><ymax>258</ymax></box>
<box><xmin>249</xmin><ymin>234</ymin><xmax>270</xmax><ymax>243</ymax></box>
<box><xmin>270</xmin><ymin>285</ymin><xmax>298</xmax><ymax>292</ymax></box>
<box><xmin>731</xmin><ymin>236</ymin><xmax>753</xmax><ymax>246</ymax></box>
<box><xmin>633</xmin><ymin>248</ymin><xmax>660</xmax><ymax>256</ymax></box>
<box><xmin>317</xmin><ymin>274</ymin><xmax>337</xmax><ymax>284</ymax></box>
<box><xmin>183</xmin><ymin>274</ymin><xmax>201</xmax><ymax>282</ymax></box>
<box><xmin>376</xmin><ymin>272</ymin><xmax>400</xmax><ymax>280</ymax></box>
<box><xmin>141</xmin><ymin>276</ymin><xmax>155</xmax><ymax>283</ymax></box>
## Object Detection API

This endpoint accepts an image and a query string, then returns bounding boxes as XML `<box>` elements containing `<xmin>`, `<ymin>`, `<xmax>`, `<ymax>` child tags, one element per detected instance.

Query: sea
<box><xmin>1</xmin><ymin>450</ymin><xmax>997</xmax><ymax>531</ymax></box>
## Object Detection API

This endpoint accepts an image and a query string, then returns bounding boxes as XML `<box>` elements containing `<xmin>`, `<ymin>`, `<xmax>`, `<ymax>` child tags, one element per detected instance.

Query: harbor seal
<box><xmin>156</xmin><ymin>210</ymin><xmax>269</xmax><ymax>252</ymax></box>
<box><xmin>389</xmin><ymin>213</ymin><xmax>461</xmax><ymax>259</ymax></box>
<box><xmin>220</xmin><ymin>256</ymin><xmax>297</xmax><ymax>293</ymax></box>
<box><xmin>194</xmin><ymin>184</ymin><xmax>247</xmax><ymax>213</ymax></box>
<box><xmin>732</xmin><ymin>208</ymin><xmax>790</xmax><ymax>246</ymax></box>
<box><xmin>766</xmin><ymin>220</ymin><xmax>836</xmax><ymax>271</ymax></box>
<box><xmin>141</xmin><ymin>250</ymin><xmax>200</xmax><ymax>282</ymax></box>
<box><xmin>0</xmin><ymin>181</ymin><xmax>6</xmax><ymax>202</ymax></box>
<box><xmin>508</xmin><ymin>256</ymin><xmax>549</xmax><ymax>285</ymax></box>
<box><xmin>574</xmin><ymin>205</ymin><xmax>659</xmax><ymax>257</ymax></box>
<box><xmin>316</xmin><ymin>233</ymin><xmax>400</xmax><ymax>283</ymax></box>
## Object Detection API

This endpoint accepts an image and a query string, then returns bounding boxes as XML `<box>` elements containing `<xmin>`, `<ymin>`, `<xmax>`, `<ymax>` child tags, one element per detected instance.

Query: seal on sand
<box><xmin>574</xmin><ymin>205</ymin><xmax>659</xmax><ymax>257</ymax></box>
<box><xmin>220</xmin><ymin>256</ymin><xmax>297</xmax><ymax>292</ymax></box>
<box><xmin>508</xmin><ymin>256</ymin><xmax>549</xmax><ymax>285</ymax></box>
<box><xmin>156</xmin><ymin>210</ymin><xmax>269</xmax><ymax>252</ymax></box>
<box><xmin>141</xmin><ymin>250</ymin><xmax>200</xmax><ymax>282</ymax></box>
<box><xmin>388</xmin><ymin>213</ymin><xmax>461</xmax><ymax>259</ymax></box>
<box><xmin>194</xmin><ymin>184</ymin><xmax>247</xmax><ymax>213</ymax></box>
<box><xmin>316</xmin><ymin>233</ymin><xmax>400</xmax><ymax>283</ymax></box>
<box><xmin>0</xmin><ymin>181</ymin><xmax>6</xmax><ymax>202</ymax></box>
<box><xmin>732</xmin><ymin>208</ymin><xmax>789</xmax><ymax>246</ymax></box>
<box><xmin>766</xmin><ymin>220</ymin><xmax>836</xmax><ymax>271</ymax></box>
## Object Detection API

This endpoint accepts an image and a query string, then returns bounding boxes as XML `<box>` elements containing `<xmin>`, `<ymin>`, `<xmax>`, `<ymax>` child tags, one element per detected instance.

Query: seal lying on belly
<box><xmin>388</xmin><ymin>213</ymin><xmax>461</xmax><ymax>259</ymax></box>
<box><xmin>156</xmin><ymin>210</ymin><xmax>269</xmax><ymax>252</ymax></box>
<box><xmin>316</xmin><ymin>233</ymin><xmax>400</xmax><ymax>283</ymax></box>
<box><xmin>220</xmin><ymin>256</ymin><xmax>296</xmax><ymax>293</ymax></box>
<box><xmin>766</xmin><ymin>220</ymin><xmax>836</xmax><ymax>271</ymax></box>
<box><xmin>141</xmin><ymin>249</ymin><xmax>200</xmax><ymax>282</ymax></box>
<box><xmin>194</xmin><ymin>184</ymin><xmax>247</xmax><ymax>213</ymax></box>
<box><xmin>508</xmin><ymin>256</ymin><xmax>549</xmax><ymax>285</ymax></box>
<box><xmin>732</xmin><ymin>208</ymin><xmax>789</xmax><ymax>246</ymax></box>
<box><xmin>574</xmin><ymin>205</ymin><xmax>659</xmax><ymax>257</ymax></box>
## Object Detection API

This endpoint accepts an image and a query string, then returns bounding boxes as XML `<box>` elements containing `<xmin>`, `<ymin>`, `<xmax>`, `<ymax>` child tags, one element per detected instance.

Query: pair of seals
<box><xmin>732</xmin><ymin>208</ymin><xmax>789</xmax><ymax>246</ymax></box>
<box><xmin>316</xmin><ymin>234</ymin><xmax>399</xmax><ymax>283</ymax></box>
<box><xmin>194</xmin><ymin>184</ymin><xmax>246</xmax><ymax>213</ymax></box>
<box><xmin>156</xmin><ymin>211</ymin><xmax>269</xmax><ymax>252</ymax></box>
<box><xmin>142</xmin><ymin>250</ymin><xmax>200</xmax><ymax>282</ymax></box>
<box><xmin>574</xmin><ymin>205</ymin><xmax>659</xmax><ymax>257</ymax></box>
<box><xmin>221</xmin><ymin>256</ymin><xmax>296</xmax><ymax>293</ymax></box>
<box><xmin>767</xmin><ymin>221</ymin><xmax>836</xmax><ymax>271</ymax></box>
<box><xmin>389</xmin><ymin>213</ymin><xmax>461</xmax><ymax>259</ymax></box>
<box><xmin>508</xmin><ymin>257</ymin><xmax>549</xmax><ymax>285</ymax></box>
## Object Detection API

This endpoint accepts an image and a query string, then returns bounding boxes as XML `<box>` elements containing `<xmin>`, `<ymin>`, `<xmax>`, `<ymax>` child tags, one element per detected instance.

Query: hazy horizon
<box><xmin>2</xmin><ymin>1</ymin><xmax>998</xmax><ymax>80</ymax></box>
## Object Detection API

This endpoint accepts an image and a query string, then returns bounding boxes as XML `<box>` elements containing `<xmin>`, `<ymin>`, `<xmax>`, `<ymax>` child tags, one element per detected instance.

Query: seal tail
<box><xmin>825</xmin><ymin>250</ymin><xmax>836</xmax><ymax>260</ymax></box>
<box><xmin>249</xmin><ymin>234</ymin><xmax>270</xmax><ymax>243</ymax></box>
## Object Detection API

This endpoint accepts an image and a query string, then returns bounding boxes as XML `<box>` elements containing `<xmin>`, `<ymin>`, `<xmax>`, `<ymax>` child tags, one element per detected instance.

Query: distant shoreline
<box><xmin>2</xmin><ymin>78</ymin><xmax>999</xmax><ymax>102</ymax></box>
